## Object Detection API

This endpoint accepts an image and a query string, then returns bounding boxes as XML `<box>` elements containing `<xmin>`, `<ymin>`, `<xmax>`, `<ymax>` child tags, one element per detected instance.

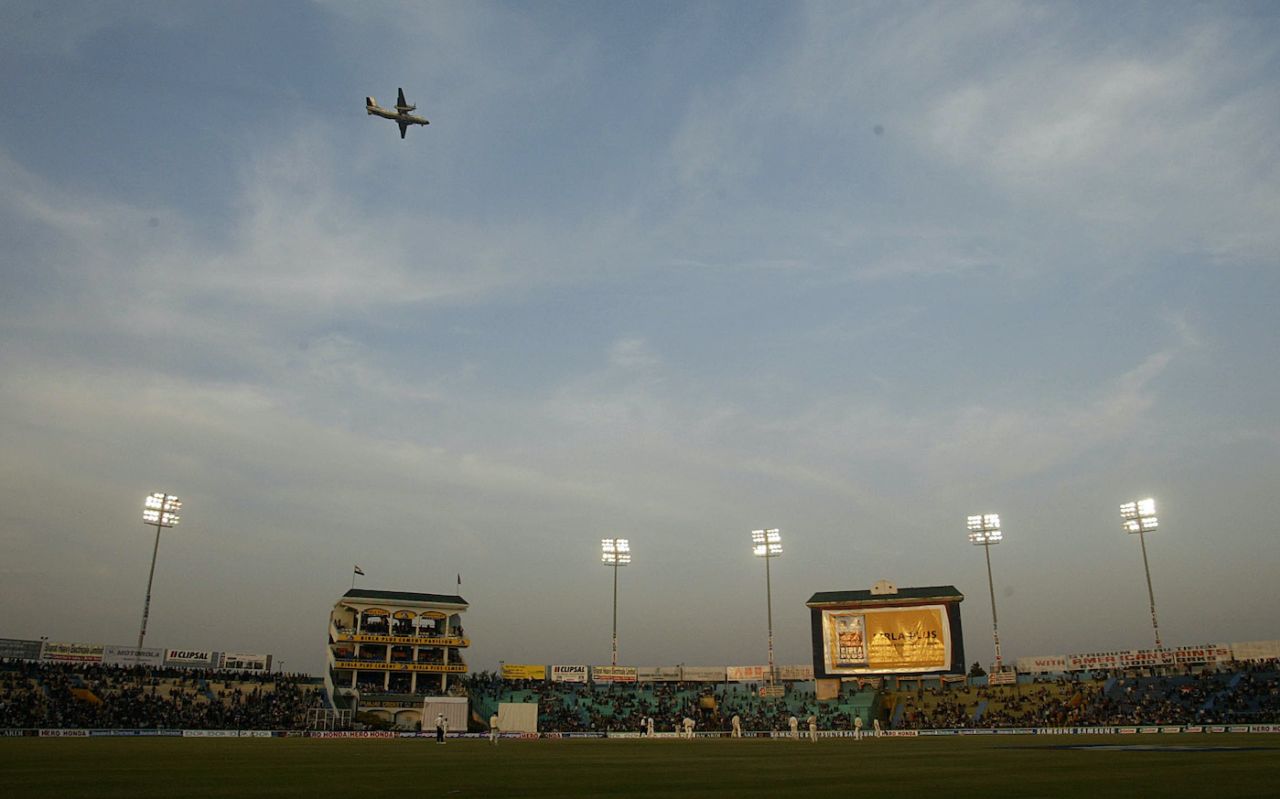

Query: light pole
<box><xmin>601</xmin><ymin>538</ymin><xmax>631</xmax><ymax>666</ymax></box>
<box><xmin>1121</xmin><ymin>498</ymin><xmax>1162</xmax><ymax>650</ymax></box>
<box><xmin>138</xmin><ymin>492</ymin><xmax>181</xmax><ymax>651</ymax></box>
<box><xmin>751</xmin><ymin>528</ymin><xmax>782</xmax><ymax>690</ymax></box>
<box><xmin>967</xmin><ymin>513</ymin><xmax>1004</xmax><ymax>673</ymax></box>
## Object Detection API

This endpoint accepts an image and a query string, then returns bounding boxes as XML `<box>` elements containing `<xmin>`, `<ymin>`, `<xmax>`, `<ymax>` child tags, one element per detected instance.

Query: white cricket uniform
<box><xmin>808</xmin><ymin>716</ymin><xmax>818</xmax><ymax>743</ymax></box>
<box><xmin>788</xmin><ymin>716</ymin><xmax>799</xmax><ymax>740</ymax></box>
<box><xmin>731</xmin><ymin>714</ymin><xmax>742</xmax><ymax>738</ymax></box>
<box><xmin>489</xmin><ymin>713</ymin><xmax>499</xmax><ymax>744</ymax></box>
<box><xmin>854</xmin><ymin>715</ymin><xmax>864</xmax><ymax>740</ymax></box>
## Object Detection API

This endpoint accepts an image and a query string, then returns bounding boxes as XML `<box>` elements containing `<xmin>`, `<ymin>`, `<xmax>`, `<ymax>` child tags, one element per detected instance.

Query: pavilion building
<box><xmin>326</xmin><ymin>587</ymin><xmax>469</xmax><ymax>728</ymax></box>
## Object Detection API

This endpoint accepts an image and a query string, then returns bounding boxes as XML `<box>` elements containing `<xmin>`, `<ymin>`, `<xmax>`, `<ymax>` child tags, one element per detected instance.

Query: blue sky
<box><xmin>1</xmin><ymin>1</ymin><xmax>1278</xmax><ymax>674</ymax></box>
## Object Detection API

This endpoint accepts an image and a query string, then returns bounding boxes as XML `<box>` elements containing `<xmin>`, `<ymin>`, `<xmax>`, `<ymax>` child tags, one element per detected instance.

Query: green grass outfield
<box><xmin>3</xmin><ymin>734</ymin><xmax>1279</xmax><ymax>798</ymax></box>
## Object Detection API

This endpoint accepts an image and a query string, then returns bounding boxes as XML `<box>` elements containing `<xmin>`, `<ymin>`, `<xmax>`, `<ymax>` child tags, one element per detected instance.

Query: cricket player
<box><xmin>854</xmin><ymin>714</ymin><xmax>864</xmax><ymax>741</ymax></box>
<box><xmin>788</xmin><ymin>715</ymin><xmax>799</xmax><ymax>740</ymax></box>
<box><xmin>489</xmin><ymin>712</ymin><xmax>499</xmax><ymax>745</ymax></box>
<box><xmin>808</xmin><ymin>715</ymin><xmax>818</xmax><ymax>743</ymax></box>
<box><xmin>646</xmin><ymin>716</ymin><xmax>655</xmax><ymax>737</ymax></box>
<box><xmin>731</xmin><ymin>714</ymin><xmax>742</xmax><ymax>738</ymax></box>
<box><xmin>682</xmin><ymin>717</ymin><xmax>696</xmax><ymax>739</ymax></box>
<box><xmin>872</xmin><ymin>717</ymin><xmax>882</xmax><ymax>737</ymax></box>
<box><xmin>435</xmin><ymin>712</ymin><xmax>447</xmax><ymax>744</ymax></box>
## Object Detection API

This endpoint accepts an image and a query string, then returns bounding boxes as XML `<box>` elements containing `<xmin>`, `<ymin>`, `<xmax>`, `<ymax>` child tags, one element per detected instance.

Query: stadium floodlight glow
<box><xmin>138</xmin><ymin>492</ymin><xmax>182</xmax><ymax>654</ymax></box>
<box><xmin>1121</xmin><ymin>497</ymin><xmax>1163</xmax><ymax>650</ymax></box>
<box><xmin>601</xmin><ymin>538</ymin><xmax>631</xmax><ymax>666</ymax></box>
<box><xmin>601</xmin><ymin>537</ymin><xmax>631</xmax><ymax>566</ymax></box>
<box><xmin>751</xmin><ymin>529</ymin><xmax>783</xmax><ymax>689</ymax></box>
<box><xmin>967</xmin><ymin>513</ymin><xmax>1005</xmax><ymax>673</ymax></box>
<box><xmin>967</xmin><ymin>513</ymin><xmax>1002</xmax><ymax>544</ymax></box>
<box><xmin>1120</xmin><ymin>499</ymin><xmax>1158</xmax><ymax>534</ymax></box>
<box><xmin>752</xmin><ymin>528</ymin><xmax>783</xmax><ymax>557</ymax></box>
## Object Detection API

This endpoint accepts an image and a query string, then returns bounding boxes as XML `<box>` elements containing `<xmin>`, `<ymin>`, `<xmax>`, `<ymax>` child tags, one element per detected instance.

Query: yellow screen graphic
<box><xmin>823</xmin><ymin>606</ymin><xmax>949</xmax><ymax>674</ymax></box>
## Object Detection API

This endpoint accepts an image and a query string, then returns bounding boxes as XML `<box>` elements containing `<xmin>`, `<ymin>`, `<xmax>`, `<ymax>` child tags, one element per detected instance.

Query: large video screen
<box><xmin>815</xmin><ymin>604</ymin><xmax>958</xmax><ymax>676</ymax></box>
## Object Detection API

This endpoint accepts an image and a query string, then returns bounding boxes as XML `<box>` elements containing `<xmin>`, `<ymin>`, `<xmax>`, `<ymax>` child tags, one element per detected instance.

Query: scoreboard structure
<box><xmin>807</xmin><ymin>580</ymin><xmax>965</xmax><ymax>678</ymax></box>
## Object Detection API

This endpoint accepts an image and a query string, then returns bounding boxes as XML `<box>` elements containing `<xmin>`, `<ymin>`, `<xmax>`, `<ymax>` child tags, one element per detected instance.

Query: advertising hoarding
<box><xmin>550</xmin><ymin>665</ymin><xmax>588</xmax><ymax>683</ymax></box>
<box><xmin>636</xmin><ymin>666</ymin><xmax>682</xmax><ymax>682</ymax></box>
<box><xmin>591</xmin><ymin>666</ymin><xmax>637</xmax><ymax>683</ymax></box>
<box><xmin>42</xmin><ymin>642</ymin><xmax>104</xmax><ymax>664</ymax></box>
<box><xmin>165</xmin><ymin>649</ymin><xmax>218</xmax><ymax>668</ymax></box>
<box><xmin>103</xmin><ymin>645</ymin><xmax>165</xmax><ymax>667</ymax></box>
<box><xmin>501</xmin><ymin>664</ymin><xmax>547</xmax><ymax>681</ymax></box>
<box><xmin>220</xmin><ymin>652</ymin><xmax>272</xmax><ymax>672</ymax></box>
<box><xmin>0</xmin><ymin>638</ymin><xmax>43</xmax><ymax>661</ymax></box>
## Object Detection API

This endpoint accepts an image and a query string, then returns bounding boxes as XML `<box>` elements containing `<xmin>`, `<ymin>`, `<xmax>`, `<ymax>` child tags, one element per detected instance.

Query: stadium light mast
<box><xmin>1121</xmin><ymin>498</ymin><xmax>1162</xmax><ymax>650</ymax></box>
<box><xmin>601</xmin><ymin>538</ymin><xmax>631</xmax><ymax>666</ymax></box>
<box><xmin>752</xmin><ymin>528</ymin><xmax>782</xmax><ymax>690</ymax></box>
<box><xmin>967</xmin><ymin>513</ymin><xmax>1004</xmax><ymax>673</ymax></box>
<box><xmin>138</xmin><ymin>492</ymin><xmax>181</xmax><ymax>651</ymax></box>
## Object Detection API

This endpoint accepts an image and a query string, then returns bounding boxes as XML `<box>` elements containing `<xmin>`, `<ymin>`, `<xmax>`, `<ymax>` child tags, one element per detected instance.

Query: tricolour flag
<box><xmin>354</xmin><ymin>565</ymin><xmax>365</xmax><ymax>576</ymax></box>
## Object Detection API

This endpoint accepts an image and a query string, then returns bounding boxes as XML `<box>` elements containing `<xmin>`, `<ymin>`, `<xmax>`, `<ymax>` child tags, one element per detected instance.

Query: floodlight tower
<box><xmin>138</xmin><ymin>492</ymin><xmax>182</xmax><ymax>651</ymax></box>
<box><xmin>967</xmin><ymin>513</ymin><xmax>1005</xmax><ymax>673</ymax></box>
<box><xmin>601</xmin><ymin>538</ymin><xmax>631</xmax><ymax>666</ymax></box>
<box><xmin>751</xmin><ymin>528</ymin><xmax>783</xmax><ymax>689</ymax></box>
<box><xmin>1121</xmin><ymin>498</ymin><xmax>1162</xmax><ymax>650</ymax></box>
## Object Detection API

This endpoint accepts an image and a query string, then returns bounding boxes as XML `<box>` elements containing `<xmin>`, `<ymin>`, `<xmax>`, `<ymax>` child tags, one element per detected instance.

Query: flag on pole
<box><xmin>457</xmin><ymin>573</ymin><xmax>462</xmax><ymax>588</ymax></box>
<box><xmin>354</xmin><ymin>565</ymin><xmax>365</xmax><ymax>576</ymax></box>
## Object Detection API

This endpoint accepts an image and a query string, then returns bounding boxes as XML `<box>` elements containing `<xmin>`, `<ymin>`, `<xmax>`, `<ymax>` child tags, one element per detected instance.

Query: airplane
<box><xmin>366</xmin><ymin>88</ymin><xmax>430</xmax><ymax>139</ymax></box>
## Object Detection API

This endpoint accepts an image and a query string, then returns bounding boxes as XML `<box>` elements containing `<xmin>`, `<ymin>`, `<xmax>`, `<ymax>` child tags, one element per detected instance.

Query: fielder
<box><xmin>489</xmin><ymin>712</ymin><xmax>499</xmax><ymax>745</ymax></box>
<box><xmin>788</xmin><ymin>715</ymin><xmax>799</xmax><ymax>741</ymax></box>
<box><xmin>646</xmin><ymin>716</ymin><xmax>655</xmax><ymax>737</ymax></box>
<box><xmin>434</xmin><ymin>712</ymin><xmax>447</xmax><ymax>744</ymax></box>
<box><xmin>808</xmin><ymin>715</ymin><xmax>818</xmax><ymax>743</ymax></box>
<box><xmin>854</xmin><ymin>715</ymin><xmax>864</xmax><ymax>741</ymax></box>
<box><xmin>872</xmin><ymin>717</ymin><xmax>882</xmax><ymax>737</ymax></box>
<box><xmin>731</xmin><ymin>713</ymin><xmax>742</xmax><ymax>738</ymax></box>
<box><xmin>682</xmin><ymin>716</ymin><xmax>696</xmax><ymax>739</ymax></box>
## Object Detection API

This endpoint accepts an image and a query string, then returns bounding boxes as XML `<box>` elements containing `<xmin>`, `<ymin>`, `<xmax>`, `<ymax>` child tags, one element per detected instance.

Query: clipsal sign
<box><xmin>165</xmin><ymin>649</ymin><xmax>216</xmax><ymax>666</ymax></box>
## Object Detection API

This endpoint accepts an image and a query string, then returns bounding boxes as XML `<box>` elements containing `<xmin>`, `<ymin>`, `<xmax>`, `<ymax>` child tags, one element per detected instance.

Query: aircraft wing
<box><xmin>398</xmin><ymin>87</ymin><xmax>408</xmax><ymax>107</ymax></box>
<box><xmin>398</xmin><ymin>119</ymin><xmax>408</xmax><ymax>139</ymax></box>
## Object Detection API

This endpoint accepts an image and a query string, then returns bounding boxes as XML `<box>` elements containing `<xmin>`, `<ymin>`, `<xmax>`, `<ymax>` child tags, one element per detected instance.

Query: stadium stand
<box><xmin>0</xmin><ymin>660</ymin><xmax>323</xmax><ymax>729</ymax></box>
<box><xmin>3</xmin><ymin>658</ymin><xmax>1276</xmax><ymax>732</ymax></box>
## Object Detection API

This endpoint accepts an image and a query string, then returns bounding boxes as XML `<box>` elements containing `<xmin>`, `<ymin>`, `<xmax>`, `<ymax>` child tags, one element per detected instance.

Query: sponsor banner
<box><xmin>103</xmin><ymin>645</ymin><xmax>165</xmax><ymax>668</ymax></box>
<box><xmin>680</xmin><ymin>666</ymin><xmax>727</xmax><ymax>682</ymax></box>
<box><xmin>1118</xmin><ymin>728</ymin><xmax>1138</xmax><ymax>734</ymax></box>
<box><xmin>1139</xmin><ymin>727</ymin><xmax>1160</xmax><ymax>734</ymax></box>
<box><xmin>220</xmin><ymin>652</ymin><xmax>272</xmax><ymax>672</ymax></box>
<box><xmin>1206</xmin><ymin>726</ymin><xmax>1226</xmax><ymax>733</ymax></box>
<box><xmin>241</xmin><ymin>731</ymin><xmax>273</xmax><ymax>738</ymax></box>
<box><xmin>1230</xmin><ymin>640</ymin><xmax>1280</xmax><ymax>662</ymax></box>
<box><xmin>3</xmin><ymin>729</ymin><xmax>35</xmax><ymax>737</ymax></box>
<box><xmin>42</xmin><ymin>641</ymin><xmax>104</xmax><ymax>664</ymax></box>
<box><xmin>501</xmin><ymin>664</ymin><xmax>547</xmax><ymax>681</ymax></box>
<box><xmin>882</xmin><ymin>730</ymin><xmax>919</xmax><ymax>737</ymax></box>
<box><xmin>820</xmin><ymin>606</ymin><xmax>951</xmax><ymax>675</ymax></box>
<box><xmin>310</xmin><ymin>731</ymin><xmax>397</xmax><ymax>739</ymax></box>
<box><xmin>165</xmin><ymin>649</ymin><xmax>217</xmax><ymax>668</ymax></box>
<box><xmin>987</xmin><ymin>671</ymin><xmax>1018</xmax><ymax>686</ymax></box>
<box><xmin>332</xmin><ymin>660</ymin><xmax>465</xmax><ymax>673</ymax></box>
<box><xmin>551</xmin><ymin>664</ymin><xmax>588</xmax><ymax>683</ymax></box>
<box><xmin>636</xmin><ymin>666</ymin><xmax>682</xmax><ymax>682</ymax></box>
<box><xmin>183</xmin><ymin>730</ymin><xmax>241</xmax><ymax>738</ymax></box>
<box><xmin>345</xmin><ymin>633</ymin><xmax>465</xmax><ymax>646</ymax></box>
<box><xmin>727</xmin><ymin>665</ymin><xmax>767</xmax><ymax>682</ymax></box>
<box><xmin>40</xmin><ymin>729</ymin><xmax>90</xmax><ymax>737</ymax></box>
<box><xmin>1249</xmin><ymin>725</ymin><xmax>1280</xmax><ymax>733</ymax></box>
<box><xmin>0</xmin><ymin>638</ymin><xmax>43</xmax><ymax>661</ymax></box>
<box><xmin>592</xmin><ymin>666</ymin><xmax>637</xmax><ymax>683</ymax></box>
<box><xmin>1042</xmin><ymin>643</ymin><xmax>1235</xmax><ymax>672</ymax></box>
<box><xmin>778</xmin><ymin>664</ymin><xmax>814</xmax><ymax>681</ymax></box>
<box><xmin>608</xmin><ymin>732</ymin><xmax>643</xmax><ymax>739</ymax></box>
<box><xmin>1160</xmin><ymin>727</ymin><xmax>1182</xmax><ymax>734</ymax></box>
<box><xmin>1016</xmin><ymin>655</ymin><xmax>1067</xmax><ymax>674</ymax></box>
<box><xmin>1228</xmin><ymin>726</ymin><xmax>1249</xmax><ymax>734</ymax></box>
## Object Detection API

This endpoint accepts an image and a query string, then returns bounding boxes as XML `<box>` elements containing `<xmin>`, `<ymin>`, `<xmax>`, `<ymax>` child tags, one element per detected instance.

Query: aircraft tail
<box><xmin>366</xmin><ymin>96</ymin><xmax>377</xmax><ymax>108</ymax></box>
